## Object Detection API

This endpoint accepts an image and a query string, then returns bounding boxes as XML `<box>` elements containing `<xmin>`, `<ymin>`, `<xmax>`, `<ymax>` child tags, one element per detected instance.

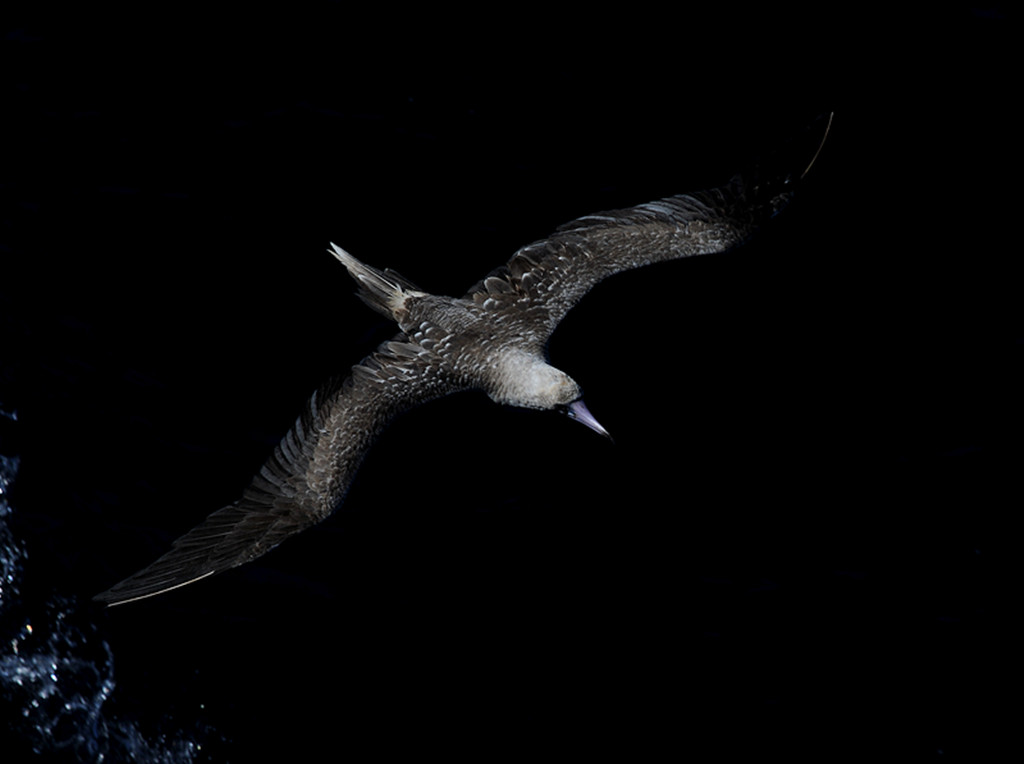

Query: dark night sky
<box><xmin>2</xmin><ymin>6</ymin><xmax>1017</xmax><ymax>761</ymax></box>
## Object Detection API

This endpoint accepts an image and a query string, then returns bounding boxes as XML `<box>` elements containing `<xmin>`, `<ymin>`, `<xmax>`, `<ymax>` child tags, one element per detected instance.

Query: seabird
<box><xmin>95</xmin><ymin>114</ymin><xmax>832</xmax><ymax>606</ymax></box>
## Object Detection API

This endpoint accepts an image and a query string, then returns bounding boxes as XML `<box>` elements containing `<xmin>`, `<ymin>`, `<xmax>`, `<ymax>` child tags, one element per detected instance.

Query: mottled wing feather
<box><xmin>463</xmin><ymin>178</ymin><xmax>785</xmax><ymax>344</ymax></box>
<box><xmin>94</xmin><ymin>338</ymin><xmax>455</xmax><ymax>605</ymax></box>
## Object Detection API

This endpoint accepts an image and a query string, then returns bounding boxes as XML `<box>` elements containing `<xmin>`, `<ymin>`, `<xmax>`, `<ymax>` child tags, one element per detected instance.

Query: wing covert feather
<box><xmin>464</xmin><ymin>180</ymin><xmax>778</xmax><ymax>341</ymax></box>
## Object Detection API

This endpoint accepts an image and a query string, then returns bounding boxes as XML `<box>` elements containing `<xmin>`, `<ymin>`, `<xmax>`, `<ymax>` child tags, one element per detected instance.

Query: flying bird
<box><xmin>95</xmin><ymin>115</ymin><xmax>832</xmax><ymax>606</ymax></box>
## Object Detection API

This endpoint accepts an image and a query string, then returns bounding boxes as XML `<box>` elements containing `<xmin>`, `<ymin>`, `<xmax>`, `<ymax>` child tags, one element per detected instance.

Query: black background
<box><xmin>2</xmin><ymin>5</ymin><xmax>1016</xmax><ymax>761</ymax></box>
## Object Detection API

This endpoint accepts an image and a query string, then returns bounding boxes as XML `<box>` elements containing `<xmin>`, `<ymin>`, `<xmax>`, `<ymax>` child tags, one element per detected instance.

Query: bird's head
<box><xmin>489</xmin><ymin>353</ymin><xmax>611</xmax><ymax>438</ymax></box>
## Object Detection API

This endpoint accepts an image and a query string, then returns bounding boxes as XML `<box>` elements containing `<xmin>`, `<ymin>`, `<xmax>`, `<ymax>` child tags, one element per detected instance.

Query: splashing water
<box><xmin>1</xmin><ymin>410</ymin><xmax>212</xmax><ymax>762</ymax></box>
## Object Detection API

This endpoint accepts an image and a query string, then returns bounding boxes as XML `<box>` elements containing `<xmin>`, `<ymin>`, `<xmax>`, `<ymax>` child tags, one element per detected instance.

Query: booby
<box><xmin>95</xmin><ymin>115</ymin><xmax>832</xmax><ymax>606</ymax></box>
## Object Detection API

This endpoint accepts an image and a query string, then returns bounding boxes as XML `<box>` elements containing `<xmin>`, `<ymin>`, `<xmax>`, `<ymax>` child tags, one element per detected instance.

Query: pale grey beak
<box><xmin>566</xmin><ymin>400</ymin><xmax>612</xmax><ymax>439</ymax></box>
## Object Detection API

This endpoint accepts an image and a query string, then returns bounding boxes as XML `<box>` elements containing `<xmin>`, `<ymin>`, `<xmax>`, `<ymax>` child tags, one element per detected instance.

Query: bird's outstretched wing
<box><xmin>464</xmin><ymin>114</ymin><xmax>832</xmax><ymax>345</ymax></box>
<box><xmin>94</xmin><ymin>339</ymin><xmax>456</xmax><ymax>605</ymax></box>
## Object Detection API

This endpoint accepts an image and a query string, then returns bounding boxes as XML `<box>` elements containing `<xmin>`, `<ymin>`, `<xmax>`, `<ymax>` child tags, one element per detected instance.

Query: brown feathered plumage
<box><xmin>94</xmin><ymin>115</ymin><xmax>831</xmax><ymax>605</ymax></box>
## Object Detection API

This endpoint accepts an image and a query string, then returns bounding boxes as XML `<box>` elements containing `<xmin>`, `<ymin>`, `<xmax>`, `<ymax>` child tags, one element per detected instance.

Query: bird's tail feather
<box><xmin>328</xmin><ymin>243</ymin><xmax>423</xmax><ymax>320</ymax></box>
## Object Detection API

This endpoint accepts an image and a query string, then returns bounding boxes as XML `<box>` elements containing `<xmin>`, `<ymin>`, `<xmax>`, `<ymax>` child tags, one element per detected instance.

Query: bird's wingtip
<box><xmin>93</xmin><ymin>570</ymin><xmax>218</xmax><ymax>607</ymax></box>
<box><xmin>799</xmin><ymin>111</ymin><xmax>834</xmax><ymax>180</ymax></box>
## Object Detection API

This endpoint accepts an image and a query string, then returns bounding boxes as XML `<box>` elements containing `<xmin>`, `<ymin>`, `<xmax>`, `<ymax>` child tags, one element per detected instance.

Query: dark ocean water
<box><xmin>2</xmin><ymin>7</ymin><xmax>1016</xmax><ymax>761</ymax></box>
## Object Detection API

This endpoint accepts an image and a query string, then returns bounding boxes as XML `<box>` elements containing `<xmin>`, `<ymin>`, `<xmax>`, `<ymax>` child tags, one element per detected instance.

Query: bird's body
<box><xmin>95</xmin><ymin>115</ymin><xmax>831</xmax><ymax>606</ymax></box>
